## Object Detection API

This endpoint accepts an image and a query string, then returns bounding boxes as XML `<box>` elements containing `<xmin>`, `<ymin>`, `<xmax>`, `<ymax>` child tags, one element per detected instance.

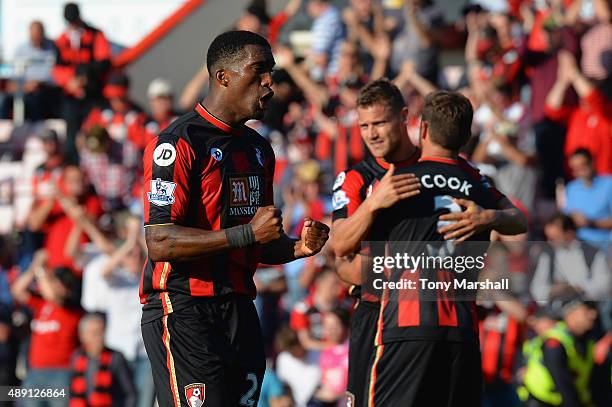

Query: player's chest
<box><xmin>197</xmin><ymin>142</ymin><xmax>269</xmax><ymax>217</ymax></box>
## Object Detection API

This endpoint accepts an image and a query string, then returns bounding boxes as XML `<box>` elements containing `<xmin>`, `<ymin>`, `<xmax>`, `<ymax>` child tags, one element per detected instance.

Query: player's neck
<box><xmin>385</xmin><ymin>143</ymin><xmax>417</xmax><ymax>163</ymax></box>
<box><xmin>420</xmin><ymin>144</ymin><xmax>458</xmax><ymax>160</ymax></box>
<box><xmin>200</xmin><ymin>96</ymin><xmax>244</xmax><ymax>128</ymax></box>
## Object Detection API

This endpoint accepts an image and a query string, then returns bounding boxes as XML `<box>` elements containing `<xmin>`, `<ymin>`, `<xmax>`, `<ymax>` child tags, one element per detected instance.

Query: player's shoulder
<box><xmin>333</xmin><ymin>158</ymin><xmax>380</xmax><ymax>192</ymax></box>
<box><xmin>244</xmin><ymin>126</ymin><xmax>274</xmax><ymax>155</ymax></box>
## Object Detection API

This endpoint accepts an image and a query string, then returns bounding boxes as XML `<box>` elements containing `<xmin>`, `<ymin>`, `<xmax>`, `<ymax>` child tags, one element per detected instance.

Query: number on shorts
<box><xmin>239</xmin><ymin>373</ymin><xmax>258</xmax><ymax>406</ymax></box>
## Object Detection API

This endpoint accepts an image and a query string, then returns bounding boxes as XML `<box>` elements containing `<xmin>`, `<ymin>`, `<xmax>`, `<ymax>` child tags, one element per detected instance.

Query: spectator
<box><xmin>53</xmin><ymin>2</ymin><xmax>112</xmax><ymax>163</ymax></box>
<box><xmin>131</xmin><ymin>78</ymin><xmax>178</xmax><ymax>151</ymax></box>
<box><xmin>27</xmin><ymin>165</ymin><xmax>104</xmax><ymax>273</ymax></box>
<box><xmin>275</xmin><ymin>326</ymin><xmax>321</xmax><ymax>407</ymax></box>
<box><xmin>78</xmin><ymin>126</ymin><xmax>134</xmax><ymax>211</ymax></box>
<box><xmin>389</xmin><ymin>0</ymin><xmax>445</xmax><ymax>82</ymax></box>
<box><xmin>308</xmin><ymin>307</ymin><xmax>350</xmax><ymax>407</ymax></box>
<box><xmin>306</xmin><ymin>0</ymin><xmax>346</xmax><ymax>80</ymax></box>
<box><xmin>521</xmin><ymin>294</ymin><xmax>598</xmax><ymax>407</ymax></box>
<box><xmin>562</xmin><ymin>149</ymin><xmax>612</xmax><ymax>252</ymax></box>
<box><xmin>10</xmin><ymin>250</ymin><xmax>83</xmax><ymax>407</ymax></box>
<box><xmin>530</xmin><ymin>213</ymin><xmax>611</xmax><ymax>302</ymax></box>
<box><xmin>290</xmin><ymin>269</ymin><xmax>342</xmax><ymax>351</ymax></box>
<box><xmin>472</xmin><ymin>84</ymin><xmax>537</xmax><ymax>210</ymax></box>
<box><xmin>81</xmin><ymin>213</ymin><xmax>153</xmax><ymax>407</ymax></box>
<box><xmin>0</xmin><ymin>21</ymin><xmax>59</xmax><ymax>121</ymax></box>
<box><xmin>69</xmin><ymin>313</ymin><xmax>136</xmax><ymax>407</ymax></box>
<box><xmin>259</xmin><ymin>367</ymin><xmax>295</xmax><ymax>407</ymax></box>
<box><xmin>545</xmin><ymin>51</ymin><xmax>612</xmax><ymax>175</ymax></box>
<box><xmin>519</xmin><ymin>8</ymin><xmax>578</xmax><ymax>200</ymax></box>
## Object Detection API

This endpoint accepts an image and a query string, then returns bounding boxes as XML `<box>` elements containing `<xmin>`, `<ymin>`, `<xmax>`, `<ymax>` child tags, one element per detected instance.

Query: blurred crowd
<box><xmin>0</xmin><ymin>0</ymin><xmax>610</xmax><ymax>406</ymax></box>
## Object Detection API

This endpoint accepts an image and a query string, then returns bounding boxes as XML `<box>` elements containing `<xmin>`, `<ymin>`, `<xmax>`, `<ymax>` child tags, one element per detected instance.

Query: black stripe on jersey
<box><xmin>148</xmin><ymin>135</ymin><xmax>178</xmax><ymax>225</ymax></box>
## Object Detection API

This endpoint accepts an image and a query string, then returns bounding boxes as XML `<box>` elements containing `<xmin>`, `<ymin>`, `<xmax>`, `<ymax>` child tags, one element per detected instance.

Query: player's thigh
<box><xmin>365</xmin><ymin>341</ymin><xmax>439</xmax><ymax>407</ymax></box>
<box><xmin>347</xmin><ymin>302</ymin><xmax>378</xmax><ymax>407</ymax></box>
<box><xmin>231</xmin><ymin>297</ymin><xmax>266</xmax><ymax>406</ymax></box>
<box><xmin>142</xmin><ymin>309</ymin><xmax>233</xmax><ymax>407</ymax></box>
<box><xmin>448</xmin><ymin>342</ymin><xmax>482</xmax><ymax>407</ymax></box>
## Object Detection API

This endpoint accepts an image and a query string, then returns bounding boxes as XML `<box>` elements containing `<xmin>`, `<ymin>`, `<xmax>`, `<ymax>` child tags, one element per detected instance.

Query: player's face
<box><xmin>357</xmin><ymin>103</ymin><xmax>407</xmax><ymax>159</ymax></box>
<box><xmin>230</xmin><ymin>44</ymin><xmax>275</xmax><ymax>120</ymax></box>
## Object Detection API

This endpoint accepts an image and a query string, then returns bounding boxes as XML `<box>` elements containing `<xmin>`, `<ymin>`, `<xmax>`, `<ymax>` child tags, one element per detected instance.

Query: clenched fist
<box><xmin>250</xmin><ymin>206</ymin><xmax>283</xmax><ymax>244</ymax></box>
<box><xmin>298</xmin><ymin>217</ymin><xmax>330</xmax><ymax>257</ymax></box>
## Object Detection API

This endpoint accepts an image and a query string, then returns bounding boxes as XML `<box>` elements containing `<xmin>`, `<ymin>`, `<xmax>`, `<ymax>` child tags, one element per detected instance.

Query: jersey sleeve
<box><xmin>143</xmin><ymin>134</ymin><xmax>195</xmax><ymax>226</ymax></box>
<box><xmin>332</xmin><ymin>169</ymin><xmax>365</xmax><ymax>221</ymax></box>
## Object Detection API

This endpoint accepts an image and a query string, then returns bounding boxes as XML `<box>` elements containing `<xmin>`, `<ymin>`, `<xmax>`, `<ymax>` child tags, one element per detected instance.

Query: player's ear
<box><xmin>419</xmin><ymin>120</ymin><xmax>428</xmax><ymax>141</ymax></box>
<box><xmin>215</xmin><ymin>69</ymin><xmax>230</xmax><ymax>88</ymax></box>
<box><xmin>400</xmin><ymin>106</ymin><xmax>409</xmax><ymax>124</ymax></box>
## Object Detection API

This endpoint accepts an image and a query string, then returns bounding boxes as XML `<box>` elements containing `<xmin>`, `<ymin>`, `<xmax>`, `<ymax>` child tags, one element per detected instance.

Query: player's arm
<box><xmin>146</xmin><ymin>206</ymin><xmax>282</xmax><ymax>262</ymax></box>
<box><xmin>331</xmin><ymin>164</ymin><xmax>420</xmax><ymax>257</ymax></box>
<box><xmin>437</xmin><ymin>197</ymin><xmax>528</xmax><ymax>241</ymax></box>
<box><xmin>335</xmin><ymin>253</ymin><xmax>362</xmax><ymax>285</ymax></box>
<box><xmin>259</xmin><ymin>217</ymin><xmax>330</xmax><ymax>264</ymax></box>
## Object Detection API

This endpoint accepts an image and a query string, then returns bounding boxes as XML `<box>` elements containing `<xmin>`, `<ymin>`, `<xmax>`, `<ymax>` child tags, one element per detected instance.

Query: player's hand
<box><xmin>437</xmin><ymin>198</ymin><xmax>495</xmax><ymax>242</ymax></box>
<box><xmin>297</xmin><ymin>217</ymin><xmax>330</xmax><ymax>257</ymax></box>
<box><xmin>250</xmin><ymin>206</ymin><xmax>283</xmax><ymax>244</ymax></box>
<box><xmin>365</xmin><ymin>164</ymin><xmax>420</xmax><ymax>212</ymax></box>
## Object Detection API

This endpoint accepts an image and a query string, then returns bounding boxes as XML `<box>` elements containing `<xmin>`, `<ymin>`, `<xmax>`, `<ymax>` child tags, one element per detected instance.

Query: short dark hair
<box><xmin>422</xmin><ymin>91</ymin><xmax>474</xmax><ymax>150</ymax></box>
<box><xmin>328</xmin><ymin>307</ymin><xmax>351</xmax><ymax>329</ymax></box>
<box><xmin>64</xmin><ymin>3</ymin><xmax>80</xmax><ymax>23</ymax></box>
<box><xmin>570</xmin><ymin>148</ymin><xmax>593</xmax><ymax>163</ymax></box>
<box><xmin>545</xmin><ymin>212</ymin><xmax>577</xmax><ymax>232</ymax></box>
<box><xmin>356</xmin><ymin>78</ymin><xmax>406</xmax><ymax>114</ymax></box>
<box><xmin>206</xmin><ymin>30</ymin><xmax>271</xmax><ymax>74</ymax></box>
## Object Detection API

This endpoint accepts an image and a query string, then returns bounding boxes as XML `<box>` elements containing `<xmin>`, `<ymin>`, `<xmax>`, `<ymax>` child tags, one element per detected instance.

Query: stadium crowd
<box><xmin>0</xmin><ymin>0</ymin><xmax>610</xmax><ymax>406</ymax></box>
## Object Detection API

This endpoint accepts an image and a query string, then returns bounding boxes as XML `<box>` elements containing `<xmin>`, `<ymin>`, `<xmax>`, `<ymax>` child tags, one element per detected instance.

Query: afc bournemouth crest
<box><xmin>185</xmin><ymin>383</ymin><xmax>205</xmax><ymax>407</ymax></box>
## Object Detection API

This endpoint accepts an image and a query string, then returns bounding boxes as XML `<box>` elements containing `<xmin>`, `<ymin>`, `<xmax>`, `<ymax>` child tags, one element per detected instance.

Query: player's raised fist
<box><xmin>298</xmin><ymin>217</ymin><xmax>330</xmax><ymax>257</ymax></box>
<box><xmin>250</xmin><ymin>206</ymin><xmax>283</xmax><ymax>244</ymax></box>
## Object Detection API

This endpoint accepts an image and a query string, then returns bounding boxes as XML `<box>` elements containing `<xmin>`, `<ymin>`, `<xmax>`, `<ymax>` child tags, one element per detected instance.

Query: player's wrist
<box><xmin>225</xmin><ymin>224</ymin><xmax>256</xmax><ymax>248</ymax></box>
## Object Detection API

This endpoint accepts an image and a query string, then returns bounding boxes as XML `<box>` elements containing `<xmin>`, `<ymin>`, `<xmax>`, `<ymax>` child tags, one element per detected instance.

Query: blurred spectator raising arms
<box><xmin>10</xmin><ymin>250</ymin><xmax>83</xmax><ymax>407</ymax></box>
<box><xmin>306</xmin><ymin>0</ymin><xmax>346</xmax><ymax>80</ymax></box>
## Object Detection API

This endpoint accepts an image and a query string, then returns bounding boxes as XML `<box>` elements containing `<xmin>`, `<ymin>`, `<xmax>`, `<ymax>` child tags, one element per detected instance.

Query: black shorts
<box><xmin>347</xmin><ymin>300</ymin><xmax>379</xmax><ymax>407</ymax></box>
<box><xmin>364</xmin><ymin>340</ymin><xmax>482</xmax><ymax>407</ymax></box>
<box><xmin>141</xmin><ymin>294</ymin><xmax>265</xmax><ymax>407</ymax></box>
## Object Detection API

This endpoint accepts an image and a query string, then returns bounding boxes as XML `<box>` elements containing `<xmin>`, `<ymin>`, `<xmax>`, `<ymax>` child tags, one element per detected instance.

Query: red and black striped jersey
<box><xmin>371</xmin><ymin>156</ymin><xmax>506</xmax><ymax>345</ymax></box>
<box><xmin>331</xmin><ymin>151</ymin><xmax>420</xmax><ymax>303</ymax></box>
<box><xmin>140</xmin><ymin>103</ymin><xmax>275</xmax><ymax>323</ymax></box>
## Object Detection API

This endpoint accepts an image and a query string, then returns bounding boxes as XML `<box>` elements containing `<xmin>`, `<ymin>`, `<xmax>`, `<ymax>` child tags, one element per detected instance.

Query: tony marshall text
<box><xmin>372</xmin><ymin>278</ymin><xmax>509</xmax><ymax>291</ymax></box>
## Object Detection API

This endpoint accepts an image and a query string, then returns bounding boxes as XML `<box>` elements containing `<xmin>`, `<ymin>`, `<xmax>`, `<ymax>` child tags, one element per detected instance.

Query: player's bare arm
<box><xmin>331</xmin><ymin>163</ymin><xmax>420</xmax><ymax>257</ymax></box>
<box><xmin>335</xmin><ymin>253</ymin><xmax>362</xmax><ymax>285</ymax></box>
<box><xmin>261</xmin><ymin>217</ymin><xmax>330</xmax><ymax>264</ymax></box>
<box><xmin>145</xmin><ymin>205</ymin><xmax>283</xmax><ymax>262</ymax></box>
<box><xmin>437</xmin><ymin>197</ymin><xmax>528</xmax><ymax>242</ymax></box>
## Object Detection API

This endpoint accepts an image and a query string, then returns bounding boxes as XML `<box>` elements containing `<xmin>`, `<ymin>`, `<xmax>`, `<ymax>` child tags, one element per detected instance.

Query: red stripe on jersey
<box><xmin>151</xmin><ymin>262</ymin><xmax>165</xmax><ymax>291</ymax></box>
<box><xmin>170</xmin><ymin>139</ymin><xmax>195</xmax><ymax>223</ymax></box>
<box><xmin>482</xmin><ymin>329</ymin><xmax>501</xmax><ymax>383</ymax></box>
<box><xmin>436</xmin><ymin>270</ymin><xmax>458</xmax><ymax>327</ymax></box>
<box><xmin>188</xmin><ymin>275</ymin><xmax>215</xmax><ymax>296</ymax></box>
<box><xmin>397</xmin><ymin>270</ymin><xmax>420</xmax><ymax>327</ymax></box>
<box><xmin>339</xmin><ymin>170</ymin><xmax>365</xmax><ymax>217</ymax></box>
<box><xmin>195</xmin><ymin>103</ymin><xmax>241</xmax><ymax>136</ymax></box>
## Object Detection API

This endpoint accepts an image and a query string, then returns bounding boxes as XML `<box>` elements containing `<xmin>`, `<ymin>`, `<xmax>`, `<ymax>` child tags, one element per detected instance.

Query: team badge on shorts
<box><xmin>185</xmin><ymin>383</ymin><xmax>205</xmax><ymax>407</ymax></box>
